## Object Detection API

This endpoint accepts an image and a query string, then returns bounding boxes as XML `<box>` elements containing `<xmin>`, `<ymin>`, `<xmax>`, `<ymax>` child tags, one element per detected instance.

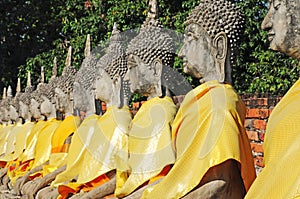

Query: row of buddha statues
<box><xmin>0</xmin><ymin>0</ymin><xmax>299</xmax><ymax>198</ymax></box>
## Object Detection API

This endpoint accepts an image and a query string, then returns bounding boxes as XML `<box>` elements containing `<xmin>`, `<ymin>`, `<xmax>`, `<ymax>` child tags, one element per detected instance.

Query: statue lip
<box><xmin>267</xmin><ymin>32</ymin><xmax>275</xmax><ymax>42</ymax></box>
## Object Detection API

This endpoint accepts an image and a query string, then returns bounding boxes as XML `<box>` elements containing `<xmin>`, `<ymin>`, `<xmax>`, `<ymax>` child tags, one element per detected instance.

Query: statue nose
<box><xmin>178</xmin><ymin>46</ymin><xmax>185</xmax><ymax>58</ymax></box>
<box><xmin>261</xmin><ymin>11</ymin><xmax>272</xmax><ymax>30</ymax></box>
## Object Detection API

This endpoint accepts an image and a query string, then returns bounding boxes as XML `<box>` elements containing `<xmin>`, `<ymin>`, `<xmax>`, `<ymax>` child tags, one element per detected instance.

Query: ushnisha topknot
<box><xmin>127</xmin><ymin>0</ymin><xmax>175</xmax><ymax>68</ymax></box>
<box><xmin>74</xmin><ymin>34</ymin><xmax>98</xmax><ymax>94</ymax></box>
<box><xmin>56</xmin><ymin>47</ymin><xmax>77</xmax><ymax>94</ymax></box>
<box><xmin>9</xmin><ymin>79</ymin><xmax>22</xmax><ymax>112</ymax></box>
<box><xmin>126</xmin><ymin>0</ymin><xmax>192</xmax><ymax>96</ymax></box>
<box><xmin>97</xmin><ymin>22</ymin><xmax>128</xmax><ymax>81</ymax></box>
<box><xmin>20</xmin><ymin>72</ymin><xmax>35</xmax><ymax>106</ymax></box>
<box><xmin>186</xmin><ymin>0</ymin><xmax>245</xmax><ymax>66</ymax></box>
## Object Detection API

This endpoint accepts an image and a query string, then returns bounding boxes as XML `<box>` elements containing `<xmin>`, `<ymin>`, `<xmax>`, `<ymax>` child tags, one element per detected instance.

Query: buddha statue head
<box><xmin>262</xmin><ymin>0</ymin><xmax>300</xmax><ymax>60</ymax></box>
<box><xmin>30</xmin><ymin>88</ymin><xmax>44</xmax><ymax>120</ymax></box>
<box><xmin>8</xmin><ymin>85</ymin><xmax>22</xmax><ymax>123</ymax></box>
<box><xmin>55</xmin><ymin>49</ymin><xmax>77</xmax><ymax>116</ymax></box>
<box><xmin>73</xmin><ymin>34</ymin><xmax>99</xmax><ymax>116</ymax></box>
<box><xmin>19</xmin><ymin>72</ymin><xmax>35</xmax><ymax>121</ymax></box>
<box><xmin>125</xmin><ymin>0</ymin><xmax>192</xmax><ymax>99</ymax></box>
<box><xmin>0</xmin><ymin>87</ymin><xmax>10</xmax><ymax>123</ymax></box>
<box><xmin>179</xmin><ymin>0</ymin><xmax>245</xmax><ymax>84</ymax></box>
<box><xmin>41</xmin><ymin>81</ymin><xmax>58</xmax><ymax>119</ymax></box>
<box><xmin>95</xmin><ymin>23</ymin><xmax>129</xmax><ymax>107</ymax></box>
<box><xmin>5</xmin><ymin>85</ymin><xmax>20</xmax><ymax>123</ymax></box>
<box><xmin>30</xmin><ymin>70</ymin><xmax>57</xmax><ymax>120</ymax></box>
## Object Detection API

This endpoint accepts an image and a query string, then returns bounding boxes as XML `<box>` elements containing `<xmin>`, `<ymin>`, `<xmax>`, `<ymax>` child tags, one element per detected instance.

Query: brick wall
<box><xmin>101</xmin><ymin>94</ymin><xmax>282</xmax><ymax>174</ymax></box>
<box><xmin>240</xmin><ymin>94</ymin><xmax>281</xmax><ymax>174</ymax></box>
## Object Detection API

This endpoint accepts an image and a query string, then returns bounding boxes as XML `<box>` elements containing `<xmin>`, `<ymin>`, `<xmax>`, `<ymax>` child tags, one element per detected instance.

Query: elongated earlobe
<box><xmin>213</xmin><ymin>32</ymin><xmax>227</xmax><ymax>82</ymax></box>
<box><xmin>153</xmin><ymin>59</ymin><xmax>163</xmax><ymax>96</ymax></box>
<box><xmin>113</xmin><ymin>76</ymin><xmax>123</xmax><ymax>108</ymax></box>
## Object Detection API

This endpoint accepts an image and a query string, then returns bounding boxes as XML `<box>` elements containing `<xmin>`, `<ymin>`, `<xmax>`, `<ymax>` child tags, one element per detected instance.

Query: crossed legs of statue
<box><xmin>12</xmin><ymin>163</ymin><xmax>47</xmax><ymax>196</ymax></box>
<box><xmin>20</xmin><ymin>165</ymin><xmax>66</xmax><ymax>198</ymax></box>
<box><xmin>37</xmin><ymin>171</ymin><xmax>116</xmax><ymax>199</ymax></box>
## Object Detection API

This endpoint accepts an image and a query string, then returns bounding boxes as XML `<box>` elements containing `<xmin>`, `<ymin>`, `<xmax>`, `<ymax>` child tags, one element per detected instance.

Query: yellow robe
<box><xmin>245</xmin><ymin>79</ymin><xmax>300</xmax><ymax>199</ymax></box>
<box><xmin>54</xmin><ymin>106</ymin><xmax>132</xmax><ymax>197</ymax></box>
<box><xmin>115</xmin><ymin>96</ymin><xmax>176</xmax><ymax>197</ymax></box>
<box><xmin>18</xmin><ymin>120</ymin><xmax>47</xmax><ymax>163</ymax></box>
<box><xmin>31</xmin><ymin>118</ymin><xmax>61</xmax><ymax>168</ymax></box>
<box><xmin>0</xmin><ymin>121</ymin><xmax>34</xmax><ymax>162</ymax></box>
<box><xmin>8</xmin><ymin>120</ymin><xmax>47</xmax><ymax>184</ymax></box>
<box><xmin>0</xmin><ymin>123</ymin><xmax>21</xmax><ymax>160</ymax></box>
<box><xmin>76</xmin><ymin>106</ymin><xmax>131</xmax><ymax>184</ymax></box>
<box><xmin>51</xmin><ymin>114</ymin><xmax>101</xmax><ymax>186</ymax></box>
<box><xmin>42</xmin><ymin>115</ymin><xmax>80</xmax><ymax>176</ymax></box>
<box><xmin>142</xmin><ymin>80</ymin><xmax>256</xmax><ymax>199</ymax></box>
<box><xmin>0</xmin><ymin>124</ymin><xmax>14</xmax><ymax>156</ymax></box>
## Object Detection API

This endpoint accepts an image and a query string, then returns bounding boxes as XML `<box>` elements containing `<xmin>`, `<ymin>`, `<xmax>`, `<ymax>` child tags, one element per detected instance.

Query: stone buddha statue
<box><xmin>47</xmin><ymin>24</ymin><xmax>132</xmax><ymax>199</ymax></box>
<box><xmin>115</xmin><ymin>1</ymin><xmax>191</xmax><ymax>198</ymax></box>
<box><xmin>19</xmin><ymin>73</ymin><xmax>35</xmax><ymax>123</ymax></box>
<box><xmin>72</xmin><ymin>34</ymin><xmax>98</xmax><ymax>119</ymax></box>
<box><xmin>0</xmin><ymin>87</ymin><xmax>14</xmax><ymax>157</ymax></box>
<box><xmin>142</xmin><ymin>1</ymin><xmax>256</xmax><ymax>198</ymax></box>
<box><xmin>20</xmin><ymin>52</ymin><xmax>81</xmax><ymax>199</ymax></box>
<box><xmin>245</xmin><ymin>1</ymin><xmax>300</xmax><ymax>198</ymax></box>
<box><xmin>0</xmin><ymin>79</ymin><xmax>34</xmax><ymax>165</ymax></box>
<box><xmin>11</xmin><ymin>70</ymin><xmax>62</xmax><ymax>197</ymax></box>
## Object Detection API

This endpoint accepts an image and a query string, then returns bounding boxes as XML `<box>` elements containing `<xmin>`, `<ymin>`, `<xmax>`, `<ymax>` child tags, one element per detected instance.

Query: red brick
<box><xmin>246</xmin><ymin>108</ymin><xmax>269</xmax><ymax>119</ymax></box>
<box><xmin>253</xmin><ymin>119</ymin><xmax>267</xmax><ymax>130</ymax></box>
<box><xmin>246</xmin><ymin>108</ymin><xmax>260</xmax><ymax>118</ymax></box>
<box><xmin>254</xmin><ymin>156</ymin><xmax>264</xmax><ymax>167</ymax></box>
<box><xmin>250</xmin><ymin>143</ymin><xmax>264</xmax><ymax>153</ymax></box>
<box><xmin>257</xmin><ymin>98</ymin><xmax>268</xmax><ymax>106</ymax></box>
<box><xmin>244</xmin><ymin>119</ymin><xmax>254</xmax><ymax>128</ymax></box>
<box><xmin>243</xmin><ymin>99</ymin><xmax>251</xmax><ymax>107</ymax></box>
<box><xmin>259</xmin><ymin>132</ymin><xmax>265</xmax><ymax>142</ymax></box>
<box><xmin>101</xmin><ymin>102</ymin><xmax>107</xmax><ymax>112</ymax></box>
<box><xmin>132</xmin><ymin>102</ymin><xmax>141</xmax><ymax>109</ymax></box>
<box><xmin>258</xmin><ymin>109</ymin><xmax>269</xmax><ymax>119</ymax></box>
<box><xmin>246</xmin><ymin>130</ymin><xmax>259</xmax><ymax>141</ymax></box>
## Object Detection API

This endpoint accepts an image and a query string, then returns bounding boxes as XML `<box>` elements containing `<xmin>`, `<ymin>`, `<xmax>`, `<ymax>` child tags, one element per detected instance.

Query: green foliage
<box><xmin>1</xmin><ymin>0</ymin><xmax>299</xmax><ymax>95</ymax></box>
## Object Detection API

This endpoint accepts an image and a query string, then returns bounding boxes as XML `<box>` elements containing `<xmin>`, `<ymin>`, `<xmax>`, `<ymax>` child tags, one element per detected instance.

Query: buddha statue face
<box><xmin>262</xmin><ymin>0</ymin><xmax>300</xmax><ymax>59</ymax></box>
<box><xmin>30</xmin><ymin>99</ymin><xmax>42</xmax><ymax>119</ymax></box>
<box><xmin>54</xmin><ymin>87</ymin><xmax>70</xmax><ymax>113</ymax></box>
<box><xmin>125</xmin><ymin>54</ymin><xmax>162</xmax><ymax>97</ymax></box>
<box><xmin>179</xmin><ymin>23</ymin><xmax>225</xmax><ymax>83</ymax></box>
<box><xmin>19</xmin><ymin>101</ymin><xmax>30</xmax><ymax>120</ymax></box>
<box><xmin>73</xmin><ymin>81</ymin><xmax>95</xmax><ymax>116</ymax></box>
<box><xmin>8</xmin><ymin>105</ymin><xmax>19</xmax><ymax>122</ymax></box>
<box><xmin>40</xmin><ymin>96</ymin><xmax>55</xmax><ymax>118</ymax></box>
<box><xmin>95</xmin><ymin>68</ymin><xmax>115</xmax><ymax>103</ymax></box>
<box><xmin>181</xmin><ymin>0</ymin><xmax>244</xmax><ymax>84</ymax></box>
<box><xmin>1</xmin><ymin>107</ymin><xmax>9</xmax><ymax>123</ymax></box>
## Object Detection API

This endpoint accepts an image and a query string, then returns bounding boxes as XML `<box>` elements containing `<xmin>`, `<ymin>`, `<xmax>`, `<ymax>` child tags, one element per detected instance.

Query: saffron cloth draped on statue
<box><xmin>7</xmin><ymin>120</ymin><xmax>46</xmax><ymax>184</ymax></box>
<box><xmin>51</xmin><ymin>114</ymin><xmax>101</xmax><ymax>186</ymax></box>
<box><xmin>41</xmin><ymin>115</ymin><xmax>80</xmax><ymax>176</ymax></box>
<box><xmin>55</xmin><ymin>106</ymin><xmax>132</xmax><ymax>198</ymax></box>
<box><xmin>142</xmin><ymin>80</ymin><xmax>256</xmax><ymax>199</ymax></box>
<box><xmin>245</xmin><ymin>79</ymin><xmax>300</xmax><ymax>199</ymax></box>
<box><xmin>0</xmin><ymin>121</ymin><xmax>34</xmax><ymax>162</ymax></box>
<box><xmin>115</xmin><ymin>96</ymin><xmax>176</xmax><ymax>198</ymax></box>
